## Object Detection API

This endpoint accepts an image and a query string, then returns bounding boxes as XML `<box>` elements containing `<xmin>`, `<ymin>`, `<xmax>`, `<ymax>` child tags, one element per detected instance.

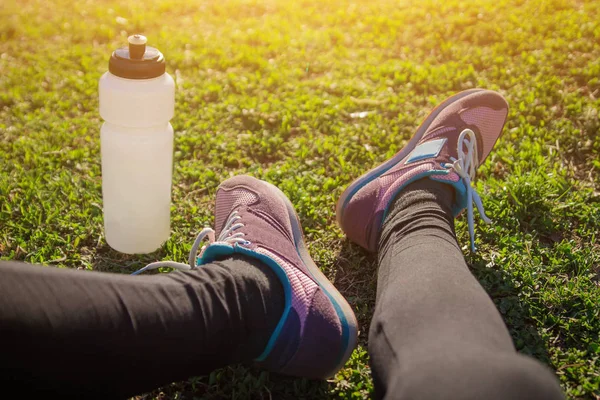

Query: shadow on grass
<box><xmin>90</xmin><ymin>245</ymin><xmax>168</xmax><ymax>274</ymax></box>
<box><xmin>466</xmin><ymin>252</ymin><xmax>554</xmax><ymax>365</ymax></box>
<box><xmin>335</xmin><ymin>237</ymin><xmax>555</xmax><ymax>366</ymax></box>
<box><xmin>333</xmin><ymin>237</ymin><xmax>553</xmax><ymax>366</ymax></box>
<box><xmin>331</xmin><ymin>240</ymin><xmax>378</xmax><ymax>349</ymax></box>
<box><xmin>135</xmin><ymin>366</ymin><xmax>332</xmax><ymax>400</ymax></box>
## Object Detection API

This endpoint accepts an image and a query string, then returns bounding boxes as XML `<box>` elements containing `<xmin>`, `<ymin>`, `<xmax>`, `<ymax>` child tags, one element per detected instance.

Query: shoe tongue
<box><xmin>214</xmin><ymin>187</ymin><xmax>259</xmax><ymax>235</ymax></box>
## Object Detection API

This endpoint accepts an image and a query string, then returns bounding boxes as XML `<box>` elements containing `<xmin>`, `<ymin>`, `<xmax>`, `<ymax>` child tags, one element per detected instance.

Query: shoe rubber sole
<box><xmin>264</xmin><ymin>180</ymin><xmax>359</xmax><ymax>378</ymax></box>
<box><xmin>335</xmin><ymin>89</ymin><xmax>484</xmax><ymax>228</ymax></box>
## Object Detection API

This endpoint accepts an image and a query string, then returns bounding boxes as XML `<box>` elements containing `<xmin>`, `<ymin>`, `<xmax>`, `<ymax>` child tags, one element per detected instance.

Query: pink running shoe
<box><xmin>336</xmin><ymin>89</ymin><xmax>509</xmax><ymax>252</ymax></box>
<box><xmin>136</xmin><ymin>175</ymin><xmax>358</xmax><ymax>379</ymax></box>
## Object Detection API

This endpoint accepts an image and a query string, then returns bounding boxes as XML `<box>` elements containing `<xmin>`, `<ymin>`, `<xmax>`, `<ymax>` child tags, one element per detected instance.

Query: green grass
<box><xmin>1</xmin><ymin>0</ymin><xmax>599</xmax><ymax>398</ymax></box>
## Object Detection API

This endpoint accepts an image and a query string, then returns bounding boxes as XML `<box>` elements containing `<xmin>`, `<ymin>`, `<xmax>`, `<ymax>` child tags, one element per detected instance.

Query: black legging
<box><xmin>0</xmin><ymin>256</ymin><xmax>284</xmax><ymax>398</ymax></box>
<box><xmin>370</xmin><ymin>179</ymin><xmax>564</xmax><ymax>400</ymax></box>
<box><xmin>0</xmin><ymin>180</ymin><xmax>564</xmax><ymax>399</ymax></box>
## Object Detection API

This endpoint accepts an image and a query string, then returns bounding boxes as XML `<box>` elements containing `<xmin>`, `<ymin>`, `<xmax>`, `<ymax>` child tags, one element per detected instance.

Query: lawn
<box><xmin>1</xmin><ymin>0</ymin><xmax>599</xmax><ymax>398</ymax></box>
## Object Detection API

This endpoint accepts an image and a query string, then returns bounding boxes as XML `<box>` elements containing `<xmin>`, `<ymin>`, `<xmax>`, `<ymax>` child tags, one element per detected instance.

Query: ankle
<box><xmin>390</xmin><ymin>178</ymin><xmax>456</xmax><ymax>218</ymax></box>
<box><xmin>378</xmin><ymin>178</ymin><xmax>458</xmax><ymax>256</ymax></box>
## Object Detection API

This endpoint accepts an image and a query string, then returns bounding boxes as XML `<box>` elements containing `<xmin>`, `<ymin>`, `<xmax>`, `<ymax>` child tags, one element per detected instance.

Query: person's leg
<box><xmin>0</xmin><ymin>256</ymin><xmax>284</xmax><ymax>399</ymax></box>
<box><xmin>0</xmin><ymin>174</ymin><xmax>358</xmax><ymax>399</ymax></box>
<box><xmin>336</xmin><ymin>89</ymin><xmax>564</xmax><ymax>399</ymax></box>
<box><xmin>369</xmin><ymin>179</ymin><xmax>564</xmax><ymax>400</ymax></box>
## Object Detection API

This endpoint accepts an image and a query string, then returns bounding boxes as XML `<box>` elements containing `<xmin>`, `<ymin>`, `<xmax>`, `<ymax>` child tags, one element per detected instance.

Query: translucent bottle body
<box><xmin>99</xmin><ymin>72</ymin><xmax>175</xmax><ymax>254</ymax></box>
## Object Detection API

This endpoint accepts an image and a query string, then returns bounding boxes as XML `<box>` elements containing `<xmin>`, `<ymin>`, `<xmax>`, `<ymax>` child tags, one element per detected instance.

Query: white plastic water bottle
<box><xmin>99</xmin><ymin>35</ymin><xmax>175</xmax><ymax>254</ymax></box>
